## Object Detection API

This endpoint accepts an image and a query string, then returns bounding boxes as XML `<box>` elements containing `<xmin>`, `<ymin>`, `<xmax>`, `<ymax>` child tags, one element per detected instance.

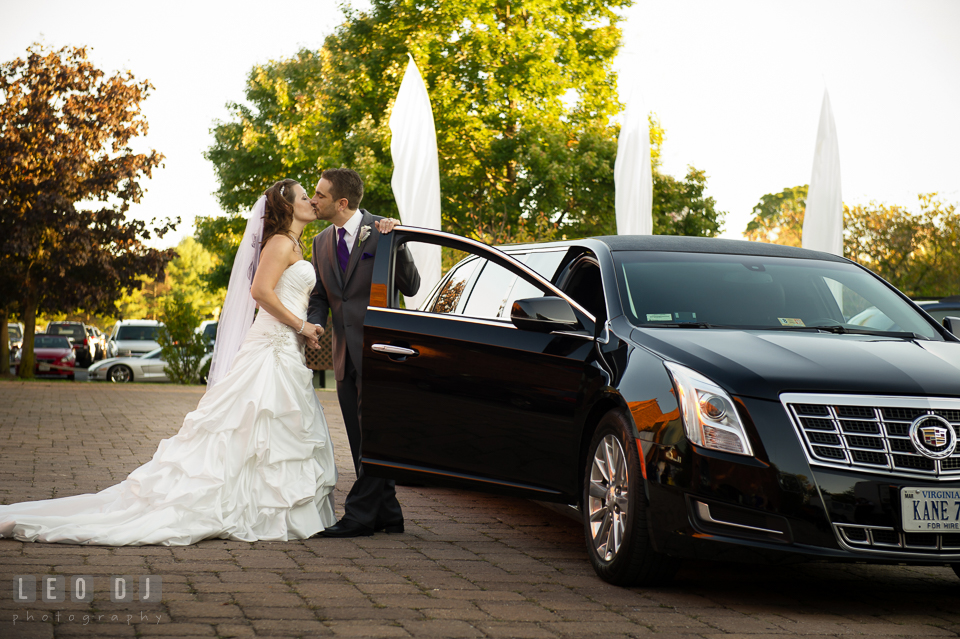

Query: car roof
<box><xmin>497</xmin><ymin>235</ymin><xmax>848</xmax><ymax>263</ymax></box>
<box><xmin>116</xmin><ymin>319</ymin><xmax>161</xmax><ymax>325</ymax></box>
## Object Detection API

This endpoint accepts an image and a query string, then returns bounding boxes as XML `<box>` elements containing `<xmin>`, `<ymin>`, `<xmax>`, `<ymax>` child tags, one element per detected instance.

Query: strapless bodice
<box><xmin>270</xmin><ymin>260</ymin><xmax>316</xmax><ymax>320</ymax></box>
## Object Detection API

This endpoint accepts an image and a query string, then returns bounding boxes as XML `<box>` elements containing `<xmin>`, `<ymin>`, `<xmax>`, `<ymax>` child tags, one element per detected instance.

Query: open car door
<box><xmin>360</xmin><ymin>228</ymin><xmax>602</xmax><ymax>502</ymax></box>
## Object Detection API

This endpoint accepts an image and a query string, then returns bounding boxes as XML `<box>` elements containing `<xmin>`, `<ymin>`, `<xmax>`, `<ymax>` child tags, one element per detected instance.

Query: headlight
<box><xmin>663</xmin><ymin>362</ymin><xmax>754</xmax><ymax>456</ymax></box>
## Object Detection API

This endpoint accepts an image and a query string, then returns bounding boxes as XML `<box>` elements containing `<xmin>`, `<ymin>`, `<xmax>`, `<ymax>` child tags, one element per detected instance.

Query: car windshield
<box><xmin>35</xmin><ymin>335</ymin><xmax>70</xmax><ymax>349</ymax></box>
<box><xmin>117</xmin><ymin>326</ymin><xmax>160</xmax><ymax>341</ymax></box>
<box><xmin>8</xmin><ymin>325</ymin><xmax>22</xmax><ymax>340</ymax></box>
<box><xmin>140</xmin><ymin>348</ymin><xmax>163</xmax><ymax>359</ymax></box>
<box><xmin>614</xmin><ymin>251</ymin><xmax>942</xmax><ymax>340</ymax></box>
<box><xmin>48</xmin><ymin>324</ymin><xmax>85</xmax><ymax>340</ymax></box>
<box><xmin>202</xmin><ymin>323</ymin><xmax>218</xmax><ymax>341</ymax></box>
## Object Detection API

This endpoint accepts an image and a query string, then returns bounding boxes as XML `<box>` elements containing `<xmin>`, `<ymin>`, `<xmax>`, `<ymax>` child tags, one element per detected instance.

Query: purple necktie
<box><xmin>337</xmin><ymin>227</ymin><xmax>350</xmax><ymax>272</ymax></box>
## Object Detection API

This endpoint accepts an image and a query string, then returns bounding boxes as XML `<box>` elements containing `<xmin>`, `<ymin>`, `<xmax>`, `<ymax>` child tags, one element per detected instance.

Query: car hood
<box><xmin>630</xmin><ymin>328</ymin><xmax>960</xmax><ymax>401</ymax></box>
<box><xmin>91</xmin><ymin>356</ymin><xmax>152</xmax><ymax>369</ymax></box>
<box><xmin>33</xmin><ymin>348</ymin><xmax>72</xmax><ymax>358</ymax></box>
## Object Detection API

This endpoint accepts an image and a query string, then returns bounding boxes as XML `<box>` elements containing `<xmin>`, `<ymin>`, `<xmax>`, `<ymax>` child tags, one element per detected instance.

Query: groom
<box><xmin>307</xmin><ymin>168</ymin><xmax>421</xmax><ymax>537</ymax></box>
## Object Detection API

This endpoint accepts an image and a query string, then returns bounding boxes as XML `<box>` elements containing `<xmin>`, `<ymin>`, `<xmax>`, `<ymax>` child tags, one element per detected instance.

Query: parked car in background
<box><xmin>45</xmin><ymin>321</ymin><xmax>95</xmax><ymax>367</ymax></box>
<box><xmin>8</xmin><ymin>322</ymin><xmax>23</xmax><ymax>365</ymax></box>
<box><xmin>198</xmin><ymin>320</ymin><xmax>218</xmax><ymax>352</ymax></box>
<box><xmin>14</xmin><ymin>334</ymin><xmax>76</xmax><ymax>380</ymax></box>
<box><xmin>88</xmin><ymin>347</ymin><xmax>211</xmax><ymax>384</ymax></box>
<box><xmin>360</xmin><ymin>229</ymin><xmax>960</xmax><ymax>586</ymax></box>
<box><xmin>107</xmin><ymin>320</ymin><xmax>162</xmax><ymax>358</ymax></box>
<box><xmin>917</xmin><ymin>296</ymin><xmax>960</xmax><ymax>334</ymax></box>
<box><xmin>86</xmin><ymin>326</ymin><xmax>107</xmax><ymax>360</ymax></box>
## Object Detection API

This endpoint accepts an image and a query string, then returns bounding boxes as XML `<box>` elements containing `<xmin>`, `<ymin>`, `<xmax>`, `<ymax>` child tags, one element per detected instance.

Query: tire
<box><xmin>67</xmin><ymin>374</ymin><xmax>75</xmax><ymax>381</ymax></box>
<box><xmin>583</xmin><ymin>409</ymin><xmax>679</xmax><ymax>586</ymax></box>
<box><xmin>108</xmin><ymin>365</ymin><xmax>133</xmax><ymax>383</ymax></box>
<box><xmin>952</xmin><ymin>564</ymin><xmax>960</xmax><ymax>580</ymax></box>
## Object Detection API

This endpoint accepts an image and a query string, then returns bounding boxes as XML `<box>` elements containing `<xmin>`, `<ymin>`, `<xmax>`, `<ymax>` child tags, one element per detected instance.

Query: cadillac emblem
<box><xmin>909</xmin><ymin>414</ymin><xmax>957</xmax><ymax>460</ymax></box>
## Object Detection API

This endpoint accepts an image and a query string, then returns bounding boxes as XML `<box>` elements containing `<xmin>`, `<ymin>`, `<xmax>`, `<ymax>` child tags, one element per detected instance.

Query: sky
<box><xmin>3</xmin><ymin>0</ymin><xmax>959</xmax><ymax>246</ymax></box>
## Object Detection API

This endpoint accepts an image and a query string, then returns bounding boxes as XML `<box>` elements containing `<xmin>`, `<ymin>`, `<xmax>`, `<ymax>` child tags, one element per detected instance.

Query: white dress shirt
<box><xmin>334</xmin><ymin>209</ymin><xmax>364</xmax><ymax>256</ymax></box>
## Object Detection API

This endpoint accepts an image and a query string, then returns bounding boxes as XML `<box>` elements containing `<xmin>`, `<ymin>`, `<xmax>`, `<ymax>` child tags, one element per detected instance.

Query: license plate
<box><xmin>38</xmin><ymin>363</ymin><xmax>50</xmax><ymax>372</ymax></box>
<box><xmin>901</xmin><ymin>487</ymin><xmax>960</xmax><ymax>532</ymax></box>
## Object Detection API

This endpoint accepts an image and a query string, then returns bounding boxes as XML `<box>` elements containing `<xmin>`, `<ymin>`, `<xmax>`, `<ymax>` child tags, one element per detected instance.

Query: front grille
<box><xmin>836</xmin><ymin>524</ymin><xmax>960</xmax><ymax>555</ymax></box>
<box><xmin>782</xmin><ymin>394</ymin><xmax>960</xmax><ymax>481</ymax></box>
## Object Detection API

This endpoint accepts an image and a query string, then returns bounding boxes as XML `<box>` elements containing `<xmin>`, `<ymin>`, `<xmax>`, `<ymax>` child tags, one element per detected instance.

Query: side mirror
<box><xmin>943</xmin><ymin>316</ymin><xmax>960</xmax><ymax>336</ymax></box>
<box><xmin>510</xmin><ymin>296</ymin><xmax>580</xmax><ymax>333</ymax></box>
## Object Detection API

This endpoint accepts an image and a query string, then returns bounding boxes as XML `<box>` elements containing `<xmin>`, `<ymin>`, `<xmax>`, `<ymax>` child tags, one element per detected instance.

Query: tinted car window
<box><xmin>117</xmin><ymin>326</ymin><xmax>160</xmax><ymax>341</ymax></box>
<box><xmin>462</xmin><ymin>260</ymin><xmax>520</xmax><ymax>319</ymax></box>
<box><xmin>923</xmin><ymin>308</ymin><xmax>960</xmax><ymax>323</ymax></box>
<box><xmin>500</xmin><ymin>251</ymin><xmax>566</xmax><ymax>318</ymax></box>
<box><xmin>35</xmin><ymin>336</ymin><xmax>70</xmax><ymax>349</ymax></box>
<box><xmin>48</xmin><ymin>324</ymin><xmax>85</xmax><ymax>340</ymax></box>
<box><xmin>615</xmin><ymin>252</ymin><xmax>942</xmax><ymax>340</ymax></box>
<box><xmin>429</xmin><ymin>257</ymin><xmax>481</xmax><ymax>314</ymax></box>
<box><xmin>202</xmin><ymin>323</ymin><xmax>218</xmax><ymax>341</ymax></box>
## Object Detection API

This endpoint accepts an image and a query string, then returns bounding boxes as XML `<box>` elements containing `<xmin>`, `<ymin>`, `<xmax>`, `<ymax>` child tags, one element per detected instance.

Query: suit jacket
<box><xmin>307</xmin><ymin>209</ymin><xmax>420</xmax><ymax>381</ymax></box>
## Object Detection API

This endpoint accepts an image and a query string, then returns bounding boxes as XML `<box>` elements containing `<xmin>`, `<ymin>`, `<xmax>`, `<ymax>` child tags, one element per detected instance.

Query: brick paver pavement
<box><xmin>1</xmin><ymin>381</ymin><xmax>959</xmax><ymax>639</ymax></box>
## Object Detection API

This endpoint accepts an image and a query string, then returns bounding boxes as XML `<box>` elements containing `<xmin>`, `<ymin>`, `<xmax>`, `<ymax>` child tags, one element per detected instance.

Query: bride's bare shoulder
<box><xmin>259</xmin><ymin>234</ymin><xmax>300</xmax><ymax>268</ymax></box>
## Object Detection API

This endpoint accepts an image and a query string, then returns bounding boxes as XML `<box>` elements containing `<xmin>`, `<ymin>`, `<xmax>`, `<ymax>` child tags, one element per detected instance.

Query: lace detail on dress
<box><xmin>269</xmin><ymin>324</ymin><xmax>291</xmax><ymax>366</ymax></box>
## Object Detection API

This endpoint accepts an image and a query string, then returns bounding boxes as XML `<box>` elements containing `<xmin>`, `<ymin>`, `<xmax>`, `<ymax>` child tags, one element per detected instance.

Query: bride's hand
<box><xmin>308</xmin><ymin>325</ymin><xmax>324</xmax><ymax>350</ymax></box>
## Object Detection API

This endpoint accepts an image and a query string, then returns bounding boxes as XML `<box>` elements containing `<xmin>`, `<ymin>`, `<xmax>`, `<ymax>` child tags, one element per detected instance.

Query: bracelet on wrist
<box><xmin>297</xmin><ymin>319</ymin><xmax>305</xmax><ymax>335</ymax></box>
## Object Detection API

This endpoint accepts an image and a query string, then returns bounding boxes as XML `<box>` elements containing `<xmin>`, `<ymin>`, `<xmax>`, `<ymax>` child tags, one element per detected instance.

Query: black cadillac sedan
<box><xmin>360</xmin><ymin>229</ymin><xmax>960</xmax><ymax>586</ymax></box>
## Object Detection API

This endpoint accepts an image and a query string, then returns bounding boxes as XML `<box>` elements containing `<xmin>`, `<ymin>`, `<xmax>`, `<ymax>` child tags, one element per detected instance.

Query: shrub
<box><xmin>157</xmin><ymin>291</ymin><xmax>207</xmax><ymax>384</ymax></box>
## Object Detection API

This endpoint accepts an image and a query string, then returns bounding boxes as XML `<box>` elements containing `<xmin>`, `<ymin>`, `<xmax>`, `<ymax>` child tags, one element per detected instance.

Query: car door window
<box><xmin>429</xmin><ymin>256</ymin><xmax>481</xmax><ymax>314</ymax></box>
<box><xmin>461</xmin><ymin>260</ymin><xmax>521</xmax><ymax>319</ymax></box>
<box><xmin>500</xmin><ymin>251</ymin><xmax>566</xmax><ymax>318</ymax></box>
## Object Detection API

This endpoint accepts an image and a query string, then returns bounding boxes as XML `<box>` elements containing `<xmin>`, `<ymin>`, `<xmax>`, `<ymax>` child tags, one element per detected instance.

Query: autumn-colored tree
<box><xmin>844</xmin><ymin>194</ymin><xmax>960</xmax><ymax>298</ymax></box>
<box><xmin>0</xmin><ymin>44</ymin><xmax>176</xmax><ymax>378</ymax></box>
<box><xmin>743</xmin><ymin>185</ymin><xmax>807</xmax><ymax>247</ymax></box>
<box><xmin>744</xmin><ymin>186</ymin><xmax>959</xmax><ymax>298</ymax></box>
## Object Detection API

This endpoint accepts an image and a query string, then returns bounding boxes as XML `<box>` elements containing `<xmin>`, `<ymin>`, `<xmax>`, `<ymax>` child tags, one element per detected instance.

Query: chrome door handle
<box><xmin>372</xmin><ymin>344</ymin><xmax>419</xmax><ymax>357</ymax></box>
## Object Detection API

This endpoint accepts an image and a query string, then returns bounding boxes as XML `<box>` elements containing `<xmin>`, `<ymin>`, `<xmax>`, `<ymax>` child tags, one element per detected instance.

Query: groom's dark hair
<box><xmin>322</xmin><ymin>168</ymin><xmax>364</xmax><ymax>210</ymax></box>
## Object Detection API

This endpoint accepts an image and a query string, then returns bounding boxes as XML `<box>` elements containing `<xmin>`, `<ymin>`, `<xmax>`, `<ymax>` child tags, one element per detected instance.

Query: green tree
<box><xmin>206</xmin><ymin>49</ymin><xmax>328</xmax><ymax>216</ymax></box>
<box><xmin>156</xmin><ymin>291</ymin><xmax>207</xmax><ymax>384</ymax></box>
<box><xmin>116</xmin><ymin>237</ymin><xmax>227</xmax><ymax>320</ymax></box>
<box><xmin>743</xmin><ymin>185</ymin><xmax>807</xmax><ymax>247</ymax></box>
<box><xmin>652</xmin><ymin>167</ymin><xmax>725</xmax><ymax>238</ymax></box>
<box><xmin>0</xmin><ymin>44</ymin><xmax>176</xmax><ymax>379</ymax></box>
<box><xmin>321</xmin><ymin>0</ymin><xmax>631</xmax><ymax>240</ymax></box>
<box><xmin>206</xmin><ymin>2</ymin><xmax>725</xmax><ymax>247</ymax></box>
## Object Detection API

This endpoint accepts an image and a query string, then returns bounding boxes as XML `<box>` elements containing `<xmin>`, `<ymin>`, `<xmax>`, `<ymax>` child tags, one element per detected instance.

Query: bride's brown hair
<box><xmin>262</xmin><ymin>179</ymin><xmax>302</xmax><ymax>252</ymax></box>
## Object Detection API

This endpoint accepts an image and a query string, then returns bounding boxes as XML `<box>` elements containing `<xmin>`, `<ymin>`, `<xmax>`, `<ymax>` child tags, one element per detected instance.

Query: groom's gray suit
<box><xmin>308</xmin><ymin>209</ymin><xmax>420</xmax><ymax>529</ymax></box>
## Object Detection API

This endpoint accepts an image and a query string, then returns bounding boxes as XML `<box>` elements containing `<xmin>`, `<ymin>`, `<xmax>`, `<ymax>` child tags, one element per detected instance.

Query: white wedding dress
<box><xmin>0</xmin><ymin>260</ymin><xmax>337</xmax><ymax>545</ymax></box>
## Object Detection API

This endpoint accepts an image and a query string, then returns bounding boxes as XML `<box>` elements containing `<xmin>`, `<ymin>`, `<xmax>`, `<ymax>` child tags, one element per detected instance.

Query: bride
<box><xmin>0</xmin><ymin>179</ymin><xmax>338</xmax><ymax>545</ymax></box>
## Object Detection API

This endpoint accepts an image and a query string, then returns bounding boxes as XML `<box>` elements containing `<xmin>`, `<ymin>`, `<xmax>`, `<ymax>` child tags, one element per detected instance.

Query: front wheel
<box><xmin>583</xmin><ymin>409</ymin><xmax>678</xmax><ymax>586</ymax></box>
<box><xmin>108</xmin><ymin>365</ymin><xmax>133</xmax><ymax>383</ymax></box>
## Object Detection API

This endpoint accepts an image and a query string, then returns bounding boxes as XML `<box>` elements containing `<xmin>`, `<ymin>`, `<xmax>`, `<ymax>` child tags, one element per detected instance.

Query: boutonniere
<box><xmin>358</xmin><ymin>225</ymin><xmax>372</xmax><ymax>244</ymax></box>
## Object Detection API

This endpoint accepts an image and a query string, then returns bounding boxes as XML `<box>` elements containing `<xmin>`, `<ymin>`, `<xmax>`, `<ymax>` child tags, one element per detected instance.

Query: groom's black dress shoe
<box><xmin>316</xmin><ymin>519</ymin><xmax>373</xmax><ymax>538</ymax></box>
<box><xmin>374</xmin><ymin>520</ymin><xmax>404</xmax><ymax>534</ymax></box>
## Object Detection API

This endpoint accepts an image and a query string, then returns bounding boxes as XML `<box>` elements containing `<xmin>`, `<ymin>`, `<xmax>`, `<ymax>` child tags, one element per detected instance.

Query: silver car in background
<box><xmin>108</xmin><ymin>319</ymin><xmax>162</xmax><ymax>358</ymax></box>
<box><xmin>88</xmin><ymin>348</ymin><xmax>211</xmax><ymax>383</ymax></box>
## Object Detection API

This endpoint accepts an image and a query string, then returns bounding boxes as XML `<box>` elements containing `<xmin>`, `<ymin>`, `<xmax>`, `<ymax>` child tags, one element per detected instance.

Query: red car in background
<box><xmin>45</xmin><ymin>321</ymin><xmax>94</xmax><ymax>367</ymax></box>
<box><xmin>15</xmin><ymin>334</ymin><xmax>76</xmax><ymax>380</ymax></box>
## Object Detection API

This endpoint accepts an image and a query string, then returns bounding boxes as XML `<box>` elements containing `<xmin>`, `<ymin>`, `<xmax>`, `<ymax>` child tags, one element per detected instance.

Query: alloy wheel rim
<box><xmin>110</xmin><ymin>367</ymin><xmax>130</xmax><ymax>383</ymax></box>
<box><xmin>587</xmin><ymin>434</ymin><xmax>629</xmax><ymax>562</ymax></box>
